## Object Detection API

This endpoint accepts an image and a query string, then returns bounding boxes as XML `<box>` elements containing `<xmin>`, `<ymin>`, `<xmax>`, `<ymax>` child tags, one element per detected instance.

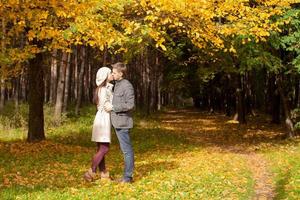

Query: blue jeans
<box><xmin>115</xmin><ymin>128</ymin><xmax>134</xmax><ymax>180</ymax></box>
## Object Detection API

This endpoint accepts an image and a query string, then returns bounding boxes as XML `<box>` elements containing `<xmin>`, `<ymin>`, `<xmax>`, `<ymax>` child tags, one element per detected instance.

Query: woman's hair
<box><xmin>93</xmin><ymin>78</ymin><xmax>108</xmax><ymax>105</ymax></box>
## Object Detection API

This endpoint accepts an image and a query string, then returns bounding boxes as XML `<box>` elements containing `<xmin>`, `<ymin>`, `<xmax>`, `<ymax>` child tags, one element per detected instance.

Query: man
<box><xmin>104</xmin><ymin>62</ymin><xmax>135</xmax><ymax>183</ymax></box>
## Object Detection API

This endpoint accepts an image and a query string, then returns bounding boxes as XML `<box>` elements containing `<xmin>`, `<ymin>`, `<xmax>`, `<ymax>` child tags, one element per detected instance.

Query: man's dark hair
<box><xmin>111</xmin><ymin>62</ymin><xmax>127</xmax><ymax>76</ymax></box>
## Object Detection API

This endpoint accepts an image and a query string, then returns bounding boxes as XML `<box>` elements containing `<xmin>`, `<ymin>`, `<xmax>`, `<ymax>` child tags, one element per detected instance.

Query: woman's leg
<box><xmin>99</xmin><ymin>157</ymin><xmax>106</xmax><ymax>172</ymax></box>
<box><xmin>95</xmin><ymin>142</ymin><xmax>107</xmax><ymax>172</ymax></box>
<box><xmin>91</xmin><ymin>143</ymin><xmax>110</xmax><ymax>173</ymax></box>
<box><xmin>95</xmin><ymin>143</ymin><xmax>106</xmax><ymax>172</ymax></box>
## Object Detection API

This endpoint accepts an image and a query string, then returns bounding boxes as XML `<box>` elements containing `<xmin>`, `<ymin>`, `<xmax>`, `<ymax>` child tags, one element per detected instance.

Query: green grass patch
<box><xmin>262</xmin><ymin>139</ymin><xmax>300</xmax><ymax>200</ymax></box>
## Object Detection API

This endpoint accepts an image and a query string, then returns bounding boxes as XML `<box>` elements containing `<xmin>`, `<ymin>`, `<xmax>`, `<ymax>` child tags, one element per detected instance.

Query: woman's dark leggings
<box><xmin>91</xmin><ymin>142</ymin><xmax>110</xmax><ymax>173</ymax></box>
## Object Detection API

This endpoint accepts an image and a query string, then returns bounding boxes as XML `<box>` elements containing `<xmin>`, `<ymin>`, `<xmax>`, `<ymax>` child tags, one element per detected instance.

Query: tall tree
<box><xmin>75</xmin><ymin>47</ymin><xmax>85</xmax><ymax>115</ymax></box>
<box><xmin>27</xmin><ymin>51</ymin><xmax>45</xmax><ymax>142</ymax></box>
<box><xmin>54</xmin><ymin>52</ymin><xmax>68</xmax><ymax>122</ymax></box>
<box><xmin>0</xmin><ymin>80</ymin><xmax>4</xmax><ymax>111</ymax></box>
<box><xmin>63</xmin><ymin>52</ymin><xmax>71</xmax><ymax>112</ymax></box>
<box><xmin>50</xmin><ymin>49</ymin><xmax>58</xmax><ymax>104</ymax></box>
<box><xmin>13</xmin><ymin>77</ymin><xmax>20</xmax><ymax>109</ymax></box>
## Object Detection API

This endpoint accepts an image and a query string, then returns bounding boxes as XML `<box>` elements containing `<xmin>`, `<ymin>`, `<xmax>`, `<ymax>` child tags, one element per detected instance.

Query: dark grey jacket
<box><xmin>111</xmin><ymin>79</ymin><xmax>135</xmax><ymax>129</ymax></box>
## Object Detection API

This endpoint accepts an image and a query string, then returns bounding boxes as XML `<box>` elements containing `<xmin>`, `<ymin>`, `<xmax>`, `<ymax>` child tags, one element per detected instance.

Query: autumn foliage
<box><xmin>0</xmin><ymin>0</ymin><xmax>295</xmax><ymax>77</ymax></box>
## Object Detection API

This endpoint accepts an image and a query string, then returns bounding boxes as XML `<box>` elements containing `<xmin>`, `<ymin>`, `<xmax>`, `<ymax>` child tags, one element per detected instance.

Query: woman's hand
<box><xmin>104</xmin><ymin>102</ymin><xmax>113</xmax><ymax>112</ymax></box>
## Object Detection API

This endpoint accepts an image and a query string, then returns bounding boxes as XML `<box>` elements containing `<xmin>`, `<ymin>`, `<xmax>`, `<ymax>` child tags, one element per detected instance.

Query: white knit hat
<box><xmin>96</xmin><ymin>67</ymin><xmax>111</xmax><ymax>86</ymax></box>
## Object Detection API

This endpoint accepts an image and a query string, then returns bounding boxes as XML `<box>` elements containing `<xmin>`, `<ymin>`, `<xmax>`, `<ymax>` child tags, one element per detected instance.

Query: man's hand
<box><xmin>104</xmin><ymin>102</ymin><xmax>113</xmax><ymax>112</ymax></box>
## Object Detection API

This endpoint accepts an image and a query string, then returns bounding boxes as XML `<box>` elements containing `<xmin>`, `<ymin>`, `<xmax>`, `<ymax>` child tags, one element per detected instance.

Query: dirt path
<box><xmin>246</xmin><ymin>153</ymin><xmax>275</xmax><ymax>200</ymax></box>
<box><xmin>226</xmin><ymin>147</ymin><xmax>275</xmax><ymax>199</ymax></box>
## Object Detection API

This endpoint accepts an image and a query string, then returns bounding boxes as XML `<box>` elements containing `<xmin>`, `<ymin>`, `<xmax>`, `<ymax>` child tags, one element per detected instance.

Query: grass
<box><xmin>262</xmin><ymin>140</ymin><xmax>300</xmax><ymax>200</ymax></box>
<box><xmin>0</xmin><ymin>105</ymin><xmax>299</xmax><ymax>199</ymax></box>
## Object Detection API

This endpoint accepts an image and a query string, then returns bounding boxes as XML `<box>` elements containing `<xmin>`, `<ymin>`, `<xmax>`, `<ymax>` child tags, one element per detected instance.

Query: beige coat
<box><xmin>91</xmin><ymin>83</ymin><xmax>113</xmax><ymax>143</ymax></box>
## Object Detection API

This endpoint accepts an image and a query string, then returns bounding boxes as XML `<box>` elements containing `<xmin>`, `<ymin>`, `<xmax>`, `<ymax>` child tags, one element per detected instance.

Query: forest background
<box><xmin>1</xmin><ymin>1</ymin><xmax>300</xmax><ymax>199</ymax></box>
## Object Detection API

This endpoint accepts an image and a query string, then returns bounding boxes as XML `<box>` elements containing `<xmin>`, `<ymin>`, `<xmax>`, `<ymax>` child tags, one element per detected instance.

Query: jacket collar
<box><xmin>116</xmin><ymin>78</ymin><xmax>124</xmax><ymax>83</ymax></box>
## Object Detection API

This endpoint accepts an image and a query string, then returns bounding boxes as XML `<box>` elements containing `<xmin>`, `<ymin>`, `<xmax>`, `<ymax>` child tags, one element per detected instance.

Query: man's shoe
<box><xmin>115</xmin><ymin>177</ymin><xmax>133</xmax><ymax>184</ymax></box>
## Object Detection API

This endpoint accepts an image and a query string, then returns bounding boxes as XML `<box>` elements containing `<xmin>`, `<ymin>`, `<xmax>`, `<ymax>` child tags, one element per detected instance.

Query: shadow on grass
<box><xmin>48</xmin><ymin>125</ymin><xmax>197</xmax><ymax>153</ymax></box>
<box><xmin>1</xmin><ymin>108</ymin><xmax>299</xmax><ymax>199</ymax></box>
<box><xmin>157</xmin><ymin>109</ymin><xmax>300</xmax><ymax>153</ymax></box>
<box><xmin>0</xmin><ymin>126</ymin><xmax>190</xmax><ymax>198</ymax></box>
<box><xmin>134</xmin><ymin>160</ymin><xmax>178</xmax><ymax>180</ymax></box>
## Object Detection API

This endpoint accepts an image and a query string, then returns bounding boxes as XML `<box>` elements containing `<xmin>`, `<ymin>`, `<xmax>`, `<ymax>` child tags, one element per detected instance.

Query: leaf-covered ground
<box><xmin>0</xmin><ymin>109</ymin><xmax>299</xmax><ymax>199</ymax></box>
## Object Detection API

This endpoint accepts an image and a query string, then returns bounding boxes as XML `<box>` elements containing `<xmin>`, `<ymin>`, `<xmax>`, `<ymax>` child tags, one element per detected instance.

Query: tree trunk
<box><xmin>149</xmin><ymin>50</ymin><xmax>157</xmax><ymax>112</ymax></box>
<box><xmin>296</xmin><ymin>77</ymin><xmax>300</xmax><ymax>108</ymax></box>
<box><xmin>83</xmin><ymin>49</ymin><xmax>90</xmax><ymax>102</ymax></box>
<box><xmin>88</xmin><ymin>61</ymin><xmax>93</xmax><ymax>102</ymax></box>
<box><xmin>7</xmin><ymin>83</ymin><xmax>11</xmax><ymax>101</ymax></box>
<box><xmin>271</xmin><ymin>91</ymin><xmax>281</xmax><ymax>124</ymax></box>
<box><xmin>14</xmin><ymin>77</ymin><xmax>20</xmax><ymax>110</ymax></box>
<box><xmin>144</xmin><ymin>48</ymin><xmax>151</xmax><ymax>113</ymax></box>
<box><xmin>140</xmin><ymin>49</ymin><xmax>147</xmax><ymax>112</ymax></box>
<box><xmin>208</xmin><ymin>89</ymin><xmax>214</xmax><ymax>113</ymax></box>
<box><xmin>129</xmin><ymin>57</ymin><xmax>139</xmax><ymax>109</ymax></box>
<box><xmin>276</xmin><ymin>75</ymin><xmax>295</xmax><ymax>137</ymax></box>
<box><xmin>27</xmin><ymin>52</ymin><xmax>45</xmax><ymax>142</ymax></box>
<box><xmin>103</xmin><ymin>44</ymin><xmax>108</xmax><ymax>66</ymax></box>
<box><xmin>44</xmin><ymin>70</ymin><xmax>49</xmax><ymax>103</ymax></box>
<box><xmin>235</xmin><ymin>75</ymin><xmax>246</xmax><ymax>124</ymax></box>
<box><xmin>74</xmin><ymin>47</ymin><xmax>79</xmax><ymax>102</ymax></box>
<box><xmin>54</xmin><ymin>52</ymin><xmax>68</xmax><ymax>122</ymax></box>
<box><xmin>153</xmin><ymin>53</ymin><xmax>160</xmax><ymax>111</ymax></box>
<box><xmin>63</xmin><ymin>53</ymin><xmax>71</xmax><ymax>112</ymax></box>
<box><xmin>245</xmin><ymin>72</ymin><xmax>256</xmax><ymax>116</ymax></box>
<box><xmin>0</xmin><ymin>19</ymin><xmax>5</xmax><ymax>111</ymax></box>
<box><xmin>136</xmin><ymin>57</ymin><xmax>144</xmax><ymax>110</ymax></box>
<box><xmin>224</xmin><ymin>74</ymin><xmax>233</xmax><ymax>116</ymax></box>
<box><xmin>270</xmin><ymin>75</ymin><xmax>281</xmax><ymax>124</ymax></box>
<box><xmin>157</xmin><ymin>73</ymin><xmax>163</xmax><ymax>111</ymax></box>
<box><xmin>293</xmin><ymin>76</ymin><xmax>298</xmax><ymax>108</ymax></box>
<box><xmin>20</xmin><ymin>74</ymin><xmax>26</xmax><ymax>101</ymax></box>
<box><xmin>0</xmin><ymin>79</ymin><xmax>5</xmax><ymax>111</ymax></box>
<box><xmin>75</xmin><ymin>46</ymin><xmax>85</xmax><ymax>115</ymax></box>
<box><xmin>50</xmin><ymin>49</ymin><xmax>58</xmax><ymax>104</ymax></box>
<box><xmin>225</xmin><ymin>92</ymin><xmax>232</xmax><ymax>117</ymax></box>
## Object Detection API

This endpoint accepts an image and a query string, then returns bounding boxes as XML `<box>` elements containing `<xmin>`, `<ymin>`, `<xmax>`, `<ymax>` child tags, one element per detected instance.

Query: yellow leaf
<box><xmin>226</xmin><ymin>120</ymin><xmax>239</xmax><ymax>124</ymax></box>
<box><xmin>160</xmin><ymin>44</ymin><xmax>167</xmax><ymax>51</ymax></box>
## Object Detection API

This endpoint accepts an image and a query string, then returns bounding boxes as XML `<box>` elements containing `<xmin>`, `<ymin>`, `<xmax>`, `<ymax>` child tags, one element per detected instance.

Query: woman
<box><xmin>84</xmin><ymin>67</ymin><xmax>114</xmax><ymax>182</ymax></box>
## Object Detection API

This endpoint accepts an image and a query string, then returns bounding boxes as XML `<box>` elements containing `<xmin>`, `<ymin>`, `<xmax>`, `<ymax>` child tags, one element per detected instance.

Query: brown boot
<box><xmin>83</xmin><ymin>169</ymin><xmax>96</xmax><ymax>182</ymax></box>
